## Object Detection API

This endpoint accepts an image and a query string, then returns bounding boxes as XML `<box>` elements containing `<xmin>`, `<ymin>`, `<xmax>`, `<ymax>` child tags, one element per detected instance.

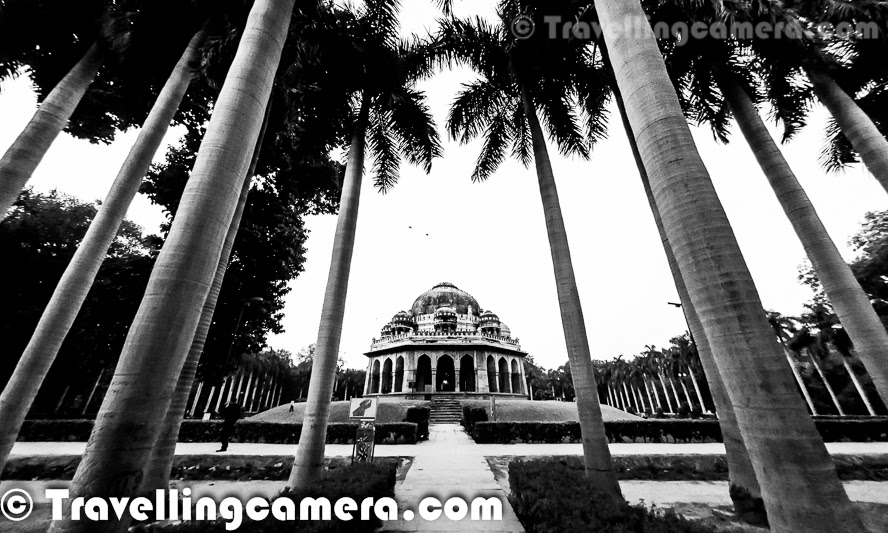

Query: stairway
<box><xmin>429</xmin><ymin>396</ymin><xmax>463</xmax><ymax>425</ymax></box>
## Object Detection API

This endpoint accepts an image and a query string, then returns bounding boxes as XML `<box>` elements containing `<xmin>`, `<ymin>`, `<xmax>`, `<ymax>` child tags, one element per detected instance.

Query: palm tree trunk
<box><xmin>621</xmin><ymin>382</ymin><xmax>633</xmax><ymax>411</ymax></box>
<box><xmin>632</xmin><ymin>383</ymin><xmax>645</xmax><ymax>412</ymax></box>
<box><xmin>189</xmin><ymin>382</ymin><xmax>204</xmax><ymax>417</ymax></box>
<box><xmin>843</xmin><ymin>358</ymin><xmax>877</xmax><ymax>416</ymax></box>
<box><xmin>81</xmin><ymin>368</ymin><xmax>105</xmax><ymax>417</ymax></box>
<box><xmin>658</xmin><ymin>372</ymin><xmax>675</xmax><ymax>413</ymax></box>
<box><xmin>721</xmin><ymin>75</ymin><xmax>888</xmax><ymax>404</ymax></box>
<box><xmin>808</xmin><ymin>349</ymin><xmax>845</xmax><ymax>416</ymax></box>
<box><xmin>54</xmin><ymin>385</ymin><xmax>71</xmax><ymax>415</ymax></box>
<box><xmin>47</xmin><ymin>2</ymin><xmax>294</xmax><ymax>530</ymax></box>
<box><xmin>519</xmin><ymin>91</ymin><xmax>621</xmax><ymax>500</ymax></box>
<box><xmin>287</xmin><ymin>98</ymin><xmax>370</xmax><ymax>489</ymax></box>
<box><xmin>679</xmin><ymin>374</ymin><xmax>693</xmax><ymax>408</ymax></box>
<box><xmin>241</xmin><ymin>370</ymin><xmax>254</xmax><ymax>407</ymax></box>
<box><xmin>644</xmin><ymin>375</ymin><xmax>660</xmax><ymax>410</ymax></box>
<box><xmin>0</xmin><ymin>43</ymin><xmax>105</xmax><ymax>219</ymax></box>
<box><xmin>689</xmin><ymin>369</ymin><xmax>706</xmax><ymax>411</ymax></box>
<box><xmin>805</xmin><ymin>67</ymin><xmax>888</xmax><ymax>195</ymax></box>
<box><xmin>596</xmin><ymin>1</ymin><xmax>863</xmax><ymax>529</ymax></box>
<box><xmin>783</xmin><ymin>346</ymin><xmax>818</xmax><ymax>414</ymax></box>
<box><xmin>214</xmin><ymin>378</ymin><xmax>229</xmax><ymax>414</ymax></box>
<box><xmin>227</xmin><ymin>371</ymin><xmax>243</xmax><ymax>405</ymax></box>
<box><xmin>0</xmin><ymin>31</ymin><xmax>204</xmax><ymax>473</ymax></box>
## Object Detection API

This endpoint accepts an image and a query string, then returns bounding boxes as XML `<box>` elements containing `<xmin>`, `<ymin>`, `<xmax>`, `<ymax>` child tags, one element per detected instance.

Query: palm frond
<box><xmin>472</xmin><ymin>109</ymin><xmax>513</xmax><ymax>182</ymax></box>
<box><xmin>366</xmin><ymin>107</ymin><xmax>400</xmax><ymax>193</ymax></box>
<box><xmin>447</xmin><ymin>77</ymin><xmax>508</xmax><ymax>144</ymax></box>
<box><xmin>387</xmin><ymin>87</ymin><xmax>443</xmax><ymax>173</ymax></box>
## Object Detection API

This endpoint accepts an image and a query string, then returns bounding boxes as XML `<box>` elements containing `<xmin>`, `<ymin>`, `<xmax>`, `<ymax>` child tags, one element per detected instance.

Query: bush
<box><xmin>18</xmin><ymin>420</ymin><xmax>419</xmax><ymax>444</ymax></box>
<box><xmin>509</xmin><ymin>458</ymin><xmax>715</xmax><ymax>532</ymax></box>
<box><xmin>471</xmin><ymin>418</ymin><xmax>888</xmax><ymax>444</ymax></box>
<box><xmin>405</xmin><ymin>407</ymin><xmax>429</xmax><ymax>441</ymax></box>
<box><xmin>462</xmin><ymin>406</ymin><xmax>488</xmax><ymax>432</ymax></box>
<box><xmin>131</xmin><ymin>461</ymin><xmax>397</xmax><ymax>533</ymax></box>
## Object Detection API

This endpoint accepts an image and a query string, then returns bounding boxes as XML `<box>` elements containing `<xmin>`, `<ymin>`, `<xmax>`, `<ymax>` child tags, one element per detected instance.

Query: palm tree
<box><xmin>768</xmin><ymin>312</ymin><xmax>820</xmax><ymax>415</ymax></box>
<box><xmin>140</xmin><ymin>99</ymin><xmax>273</xmax><ymax>493</ymax></box>
<box><xmin>440</xmin><ymin>11</ymin><xmax>622</xmax><ymax>498</ymax></box>
<box><xmin>593</xmin><ymin>0</ymin><xmax>865</xmax><ymax>529</ymax></box>
<box><xmin>286</xmin><ymin>0</ymin><xmax>442</xmax><ymax>489</ymax></box>
<box><xmin>803</xmin><ymin>305</ymin><xmax>879</xmax><ymax>415</ymax></box>
<box><xmin>0</xmin><ymin>28</ymin><xmax>206</xmax><ymax>476</ymax></box>
<box><xmin>0</xmin><ymin>43</ymin><xmax>104</xmax><ymax>218</ymax></box>
<box><xmin>46</xmin><ymin>2</ymin><xmax>296</xmax><ymax>531</ymax></box>
<box><xmin>617</xmin><ymin>84</ymin><xmax>765</xmax><ymax>518</ymax></box>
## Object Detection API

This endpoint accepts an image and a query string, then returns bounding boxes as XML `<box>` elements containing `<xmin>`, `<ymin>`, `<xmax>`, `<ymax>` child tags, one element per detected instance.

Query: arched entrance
<box><xmin>416</xmin><ymin>355</ymin><xmax>432</xmax><ymax>393</ymax></box>
<box><xmin>498</xmin><ymin>357</ymin><xmax>510</xmax><ymax>393</ymax></box>
<box><xmin>459</xmin><ymin>355</ymin><xmax>475</xmax><ymax>392</ymax></box>
<box><xmin>382</xmin><ymin>358</ymin><xmax>393</xmax><ymax>394</ymax></box>
<box><xmin>394</xmin><ymin>356</ymin><xmax>404</xmax><ymax>393</ymax></box>
<box><xmin>371</xmin><ymin>360</ymin><xmax>381</xmax><ymax>394</ymax></box>
<box><xmin>487</xmin><ymin>355</ymin><xmax>497</xmax><ymax>392</ymax></box>
<box><xmin>436</xmin><ymin>355</ymin><xmax>455</xmax><ymax>392</ymax></box>
<box><xmin>511</xmin><ymin>359</ymin><xmax>521</xmax><ymax>395</ymax></box>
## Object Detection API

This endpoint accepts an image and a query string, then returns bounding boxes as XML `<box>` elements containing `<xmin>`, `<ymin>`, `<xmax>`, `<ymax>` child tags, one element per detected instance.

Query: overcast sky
<box><xmin>2</xmin><ymin>0</ymin><xmax>886</xmax><ymax>372</ymax></box>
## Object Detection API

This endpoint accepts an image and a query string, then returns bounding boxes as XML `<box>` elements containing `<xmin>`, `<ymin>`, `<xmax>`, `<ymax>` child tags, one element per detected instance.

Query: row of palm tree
<box><xmin>0</xmin><ymin>0</ymin><xmax>886</xmax><ymax>531</ymax></box>
<box><xmin>594</xmin><ymin>338</ymin><xmax>709</xmax><ymax>416</ymax></box>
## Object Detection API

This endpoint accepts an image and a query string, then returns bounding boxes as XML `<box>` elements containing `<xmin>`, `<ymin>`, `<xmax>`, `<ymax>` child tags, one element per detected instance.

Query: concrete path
<box><xmin>383</xmin><ymin>425</ymin><xmax>524</xmax><ymax>532</ymax></box>
<box><xmin>10</xmin><ymin>440</ymin><xmax>888</xmax><ymax>458</ymax></box>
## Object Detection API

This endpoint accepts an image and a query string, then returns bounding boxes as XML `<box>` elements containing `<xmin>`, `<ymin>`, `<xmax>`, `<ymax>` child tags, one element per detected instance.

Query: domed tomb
<box><xmin>411</xmin><ymin>282</ymin><xmax>481</xmax><ymax>316</ymax></box>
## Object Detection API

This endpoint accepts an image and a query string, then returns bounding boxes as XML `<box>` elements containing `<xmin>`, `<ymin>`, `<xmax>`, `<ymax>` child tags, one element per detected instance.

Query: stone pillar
<box><xmin>519</xmin><ymin>358</ymin><xmax>528</xmax><ymax>396</ymax></box>
<box><xmin>431</xmin><ymin>369</ymin><xmax>437</xmax><ymax>393</ymax></box>
<box><xmin>455</xmin><ymin>363</ymin><xmax>461</xmax><ymax>392</ymax></box>
<box><xmin>363</xmin><ymin>359</ymin><xmax>372</xmax><ymax>396</ymax></box>
<box><xmin>477</xmin><ymin>351</ymin><xmax>488</xmax><ymax>393</ymax></box>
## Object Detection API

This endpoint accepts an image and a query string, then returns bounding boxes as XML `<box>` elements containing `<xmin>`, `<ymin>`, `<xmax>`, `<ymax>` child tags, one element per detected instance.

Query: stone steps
<box><xmin>429</xmin><ymin>397</ymin><xmax>463</xmax><ymax>425</ymax></box>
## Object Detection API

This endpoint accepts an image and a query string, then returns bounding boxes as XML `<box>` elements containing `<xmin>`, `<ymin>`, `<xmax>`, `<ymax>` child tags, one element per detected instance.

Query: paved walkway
<box><xmin>10</xmin><ymin>440</ymin><xmax>888</xmax><ymax>458</ymax></box>
<box><xmin>383</xmin><ymin>425</ymin><xmax>524</xmax><ymax>532</ymax></box>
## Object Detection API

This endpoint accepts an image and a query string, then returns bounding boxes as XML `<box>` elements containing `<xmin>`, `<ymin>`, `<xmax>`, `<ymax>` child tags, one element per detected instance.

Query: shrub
<box><xmin>509</xmin><ymin>458</ymin><xmax>715</xmax><ymax>532</ymax></box>
<box><xmin>462</xmin><ymin>406</ymin><xmax>488</xmax><ymax>432</ymax></box>
<box><xmin>18</xmin><ymin>420</ymin><xmax>418</xmax><ymax>444</ymax></box>
<box><xmin>471</xmin><ymin>418</ymin><xmax>888</xmax><ymax>444</ymax></box>
<box><xmin>405</xmin><ymin>407</ymin><xmax>429</xmax><ymax>441</ymax></box>
<box><xmin>131</xmin><ymin>461</ymin><xmax>397</xmax><ymax>533</ymax></box>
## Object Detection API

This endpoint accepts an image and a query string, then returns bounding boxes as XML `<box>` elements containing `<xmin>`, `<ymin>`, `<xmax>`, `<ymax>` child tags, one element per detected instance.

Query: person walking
<box><xmin>217</xmin><ymin>400</ymin><xmax>241</xmax><ymax>452</ymax></box>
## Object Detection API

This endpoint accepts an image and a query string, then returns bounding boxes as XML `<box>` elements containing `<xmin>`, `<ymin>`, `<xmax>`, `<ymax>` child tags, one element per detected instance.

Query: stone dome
<box><xmin>411</xmin><ymin>282</ymin><xmax>481</xmax><ymax>316</ymax></box>
<box><xmin>500</xmin><ymin>323</ymin><xmax>512</xmax><ymax>338</ymax></box>
<box><xmin>480</xmin><ymin>310</ymin><xmax>500</xmax><ymax>324</ymax></box>
<box><xmin>434</xmin><ymin>305</ymin><xmax>457</xmax><ymax>318</ymax></box>
<box><xmin>391</xmin><ymin>310</ymin><xmax>415</xmax><ymax>326</ymax></box>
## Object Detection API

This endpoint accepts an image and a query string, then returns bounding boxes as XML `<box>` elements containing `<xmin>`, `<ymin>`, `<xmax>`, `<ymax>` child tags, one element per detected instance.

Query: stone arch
<box><xmin>460</xmin><ymin>354</ymin><xmax>475</xmax><ymax>392</ymax></box>
<box><xmin>416</xmin><ymin>355</ymin><xmax>432</xmax><ymax>393</ymax></box>
<box><xmin>394</xmin><ymin>356</ymin><xmax>404</xmax><ymax>393</ymax></box>
<box><xmin>511</xmin><ymin>358</ymin><xmax>521</xmax><ymax>395</ymax></box>
<box><xmin>382</xmin><ymin>358</ymin><xmax>393</xmax><ymax>394</ymax></box>
<box><xmin>486</xmin><ymin>355</ymin><xmax>497</xmax><ymax>392</ymax></box>
<box><xmin>437</xmin><ymin>354</ymin><xmax>455</xmax><ymax>392</ymax></box>
<box><xmin>371</xmin><ymin>359</ymin><xmax>381</xmax><ymax>394</ymax></box>
<box><xmin>498</xmin><ymin>357</ymin><xmax>510</xmax><ymax>393</ymax></box>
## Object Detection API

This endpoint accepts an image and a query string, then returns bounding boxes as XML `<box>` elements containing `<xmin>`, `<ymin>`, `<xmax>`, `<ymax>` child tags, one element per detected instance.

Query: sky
<box><xmin>1</xmin><ymin>1</ymin><xmax>886</xmax><ymax>372</ymax></box>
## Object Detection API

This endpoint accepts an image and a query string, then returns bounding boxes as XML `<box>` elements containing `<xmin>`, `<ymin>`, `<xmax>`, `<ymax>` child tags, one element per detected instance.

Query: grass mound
<box><xmin>461</xmin><ymin>399</ymin><xmax>640</xmax><ymax>422</ymax></box>
<box><xmin>250</xmin><ymin>400</ymin><xmax>427</xmax><ymax>424</ymax></box>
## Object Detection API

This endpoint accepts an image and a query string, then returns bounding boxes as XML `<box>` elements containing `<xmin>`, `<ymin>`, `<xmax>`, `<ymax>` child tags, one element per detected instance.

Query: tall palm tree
<box><xmin>768</xmin><ymin>312</ymin><xmax>820</xmax><ymax>414</ymax></box>
<box><xmin>0</xmin><ymin>42</ymin><xmax>104</xmax><ymax>218</ymax></box>
<box><xmin>286</xmin><ymin>0</ymin><xmax>442</xmax><ymax>489</ymax></box>
<box><xmin>670</xmin><ymin>6</ymin><xmax>888</xmax><ymax>404</ymax></box>
<box><xmin>593</xmin><ymin>0</ymin><xmax>865</xmax><ymax>529</ymax></box>
<box><xmin>789</xmin><ymin>327</ymin><xmax>845</xmax><ymax>415</ymax></box>
<box><xmin>141</xmin><ymin>100</ymin><xmax>273</xmax><ymax>494</ymax></box>
<box><xmin>46</xmin><ymin>1</ymin><xmax>296</xmax><ymax>531</ymax></box>
<box><xmin>0</xmin><ymin>28</ymin><xmax>207</xmax><ymax>476</ymax></box>
<box><xmin>440</xmin><ymin>12</ymin><xmax>622</xmax><ymax>499</ymax></box>
<box><xmin>612</xmin><ymin>74</ymin><xmax>766</xmax><ymax>519</ymax></box>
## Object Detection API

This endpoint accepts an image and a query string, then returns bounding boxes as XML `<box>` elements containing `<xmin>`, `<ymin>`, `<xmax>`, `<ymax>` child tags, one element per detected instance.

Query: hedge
<box><xmin>405</xmin><ymin>407</ymin><xmax>429</xmax><ymax>441</ymax></box>
<box><xmin>472</xmin><ymin>418</ymin><xmax>888</xmax><ymax>444</ymax></box>
<box><xmin>509</xmin><ymin>458</ymin><xmax>715</xmax><ymax>532</ymax></box>
<box><xmin>462</xmin><ymin>405</ymin><xmax>488</xmax><ymax>432</ymax></box>
<box><xmin>18</xmin><ymin>420</ymin><xmax>418</xmax><ymax>445</ymax></box>
<box><xmin>131</xmin><ymin>461</ymin><xmax>397</xmax><ymax>533</ymax></box>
